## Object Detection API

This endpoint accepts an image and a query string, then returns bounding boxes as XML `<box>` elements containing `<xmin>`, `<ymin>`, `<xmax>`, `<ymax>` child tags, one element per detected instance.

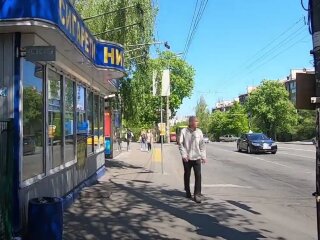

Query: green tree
<box><xmin>209</xmin><ymin>110</ymin><xmax>228</xmax><ymax>141</ymax></box>
<box><xmin>120</xmin><ymin>51</ymin><xmax>195</xmax><ymax>128</ymax></box>
<box><xmin>293</xmin><ymin>110</ymin><xmax>316</xmax><ymax>141</ymax></box>
<box><xmin>195</xmin><ymin>96</ymin><xmax>210</xmax><ymax>133</ymax></box>
<box><xmin>227</xmin><ymin>102</ymin><xmax>249</xmax><ymax>136</ymax></box>
<box><xmin>246</xmin><ymin>80</ymin><xmax>297</xmax><ymax>140</ymax></box>
<box><xmin>75</xmin><ymin>0</ymin><xmax>156</xmax><ymax>69</ymax></box>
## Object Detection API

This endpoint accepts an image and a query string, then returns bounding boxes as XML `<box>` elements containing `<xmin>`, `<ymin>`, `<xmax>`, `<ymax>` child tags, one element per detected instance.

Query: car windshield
<box><xmin>247</xmin><ymin>134</ymin><xmax>269</xmax><ymax>141</ymax></box>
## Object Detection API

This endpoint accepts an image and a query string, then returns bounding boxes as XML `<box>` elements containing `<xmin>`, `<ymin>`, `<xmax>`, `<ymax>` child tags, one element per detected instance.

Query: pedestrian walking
<box><xmin>126</xmin><ymin>129</ymin><xmax>133</xmax><ymax>151</ymax></box>
<box><xmin>179</xmin><ymin>116</ymin><xmax>207</xmax><ymax>203</ymax></box>
<box><xmin>146</xmin><ymin>130</ymin><xmax>153</xmax><ymax>152</ymax></box>
<box><xmin>116</xmin><ymin>129</ymin><xmax>122</xmax><ymax>151</ymax></box>
<box><xmin>140</xmin><ymin>131</ymin><xmax>147</xmax><ymax>151</ymax></box>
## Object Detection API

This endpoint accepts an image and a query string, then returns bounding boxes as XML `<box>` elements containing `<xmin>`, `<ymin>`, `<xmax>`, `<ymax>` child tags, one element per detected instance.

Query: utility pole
<box><xmin>310</xmin><ymin>0</ymin><xmax>320</xmax><ymax>239</ymax></box>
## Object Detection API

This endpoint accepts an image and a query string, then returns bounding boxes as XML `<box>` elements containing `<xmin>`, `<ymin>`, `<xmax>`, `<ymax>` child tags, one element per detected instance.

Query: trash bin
<box><xmin>28</xmin><ymin>197</ymin><xmax>63</xmax><ymax>240</ymax></box>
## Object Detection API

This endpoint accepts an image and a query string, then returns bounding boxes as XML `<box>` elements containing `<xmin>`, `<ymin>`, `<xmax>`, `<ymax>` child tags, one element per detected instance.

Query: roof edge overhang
<box><xmin>0</xmin><ymin>0</ymin><xmax>126</xmax><ymax>82</ymax></box>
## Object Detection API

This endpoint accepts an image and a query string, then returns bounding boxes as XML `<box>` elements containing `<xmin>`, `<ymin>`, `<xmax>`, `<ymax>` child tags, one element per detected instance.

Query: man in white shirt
<box><xmin>179</xmin><ymin>116</ymin><xmax>207</xmax><ymax>203</ymax></box>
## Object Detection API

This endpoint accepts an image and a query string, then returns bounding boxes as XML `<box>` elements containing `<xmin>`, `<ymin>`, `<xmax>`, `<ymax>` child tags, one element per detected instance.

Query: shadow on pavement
<box><xmin>64</xmin><ymin>177</ymin><xmax>286</xmax><ymax>240</ymax></box>
<box><xmin>105</xmin><ymin>159</ymin><xmax>144</xmax><ymax>170</ymax></box>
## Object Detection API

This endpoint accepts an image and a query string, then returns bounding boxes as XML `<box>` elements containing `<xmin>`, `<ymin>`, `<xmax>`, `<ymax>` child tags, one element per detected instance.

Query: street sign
<box><xmin>158</xmin><ymin>123</ymin><xmax>166</xmax><ymax>136</ymax></box>
<box><xmin>26</xmin><ymin>46</ymin><xmax>56</xmax><ymax>62</ymax></box>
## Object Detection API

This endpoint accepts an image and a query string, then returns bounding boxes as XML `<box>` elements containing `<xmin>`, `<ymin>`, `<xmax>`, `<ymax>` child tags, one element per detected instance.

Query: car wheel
<box><xmin>272</xmin><ymin>151</ymin><xmax>277</xmax><ymax>154</ymax></box>
<box><xmin>237</xmin><ymin>144</ymin><xmax>241</xmax><ymax>152</ymax></box>
<box><xmin>247</xmin><ymin>145</ymin><xmax>252</xmax><ymax>154</ymax></box>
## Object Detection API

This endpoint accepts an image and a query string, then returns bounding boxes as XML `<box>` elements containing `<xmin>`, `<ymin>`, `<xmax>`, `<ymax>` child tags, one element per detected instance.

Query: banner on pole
<box><xmin>152</xmin><ymin>70</ymin><xmax>157</xmax><ymax>96</ymax></box>
<box><xmin>161</xmin><ymin>69</ymin><xmax>170</xmax><ymax>96</ymax></box>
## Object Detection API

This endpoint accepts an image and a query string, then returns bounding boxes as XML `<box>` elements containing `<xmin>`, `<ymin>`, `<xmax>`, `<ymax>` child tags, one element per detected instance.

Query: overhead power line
<box><xmin>183</xmin><ymin>0</ymin><xmax>208</xmax><ymax>59</ymax></box>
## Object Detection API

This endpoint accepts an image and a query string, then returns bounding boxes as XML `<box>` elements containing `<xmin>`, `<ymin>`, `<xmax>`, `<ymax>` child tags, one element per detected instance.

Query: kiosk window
<box><xmin>100</xmin><ymin>97</ymin><xmax>104</xmax><ymax>150</ymax></box>
<box><xmin>65</xmin><ymin>78</ymin><xmax>75</xmax><ymax>163</ymax></box>
<box><xmin>48</xmin><ymin>70</ymin><xmax>63</xmax><ymax>168</ymax></box>
<box><xmin>22</xmin><ymin>60</ymin><xmax>44</xmax><ymax>180</ymax></box>
<box><xmin>93</xmin><ymin>94</ymin><xmax>100</xmax><ymax>151</ymax></box>
<box><xmin>87</xmin><ymin>91</ymin><xmax>94</xmax><ymax>154</ymax></box>
<box><xmin>76</xmin><ymin>85</ymin><xmax>86</xmax><ymax>166</ymax></box>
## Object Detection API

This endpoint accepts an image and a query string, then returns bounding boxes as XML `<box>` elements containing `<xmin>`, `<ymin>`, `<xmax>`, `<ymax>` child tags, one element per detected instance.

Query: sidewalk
<box><xmin>63</xmin><ymin>143</ymin><xmax>265</xmax><ymax>240</ymax></box>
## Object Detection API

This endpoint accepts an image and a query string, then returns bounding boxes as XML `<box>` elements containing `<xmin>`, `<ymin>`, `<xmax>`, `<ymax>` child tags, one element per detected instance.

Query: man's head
<box><xmin>189</xmin><ymin>116</ymin><xmax>198</xmax><ymax>129</ymax></box>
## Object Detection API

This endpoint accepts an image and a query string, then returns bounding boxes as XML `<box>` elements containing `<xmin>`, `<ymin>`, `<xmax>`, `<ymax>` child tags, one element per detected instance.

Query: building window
<box><xmin>87</xmin><ymin>91</ymin><xmax>94</xmax><ymax>154</ymax></box>
<box><xmin>100</xmin><ymin>97</ymin><xmax>105</xmax><ymax>150</ymax></box>
<box><xmin>22</xmin><ymin>60</ymin><xmax>44</xmax><ymax>180</ymax></box>
<box><xmin>65</xmin><ymin>78</ymin><xmax>75</xmax><ymax>162</ymax></box>
<box><xmin>48</xmin><ymin>70</ymin><xmax>63</xmax><ymax>168</ymax></box>
<box><xmin>76</xmin><ymin>85</ymin><xmax>86</xmax><ymax>166</ymax></box>
<box><xmin>93</xmin><ymin>94</ymin><xmax>100</xmax><ymax>151</ymax></box>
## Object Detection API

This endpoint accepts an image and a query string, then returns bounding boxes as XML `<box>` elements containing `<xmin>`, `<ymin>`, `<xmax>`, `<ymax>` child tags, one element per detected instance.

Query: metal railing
<box><xmin>0</xmin><ymin>119</ymin><xmax>14</xmax><ymax>240</ymax></box>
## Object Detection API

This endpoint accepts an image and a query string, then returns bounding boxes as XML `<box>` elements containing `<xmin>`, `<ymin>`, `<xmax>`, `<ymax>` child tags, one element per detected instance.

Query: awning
<box><xmin>0</xmin><ymin>0</ymin><xmax>126</xmax><ymax>92</ymax></box>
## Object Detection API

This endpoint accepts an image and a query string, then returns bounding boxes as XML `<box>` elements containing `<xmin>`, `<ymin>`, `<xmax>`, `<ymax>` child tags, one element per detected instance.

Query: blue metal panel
<box><xmin>13</xmin><ymin>32</ymin><xmax>21</xmax><ymax>233</ymax></box>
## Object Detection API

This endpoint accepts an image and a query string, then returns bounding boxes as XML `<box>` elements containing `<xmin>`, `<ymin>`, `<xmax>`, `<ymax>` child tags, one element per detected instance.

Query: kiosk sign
<box><xmin>26</xmin><ymin>46</ymin><xmax>56</xmax><ymax>62</ymax></box>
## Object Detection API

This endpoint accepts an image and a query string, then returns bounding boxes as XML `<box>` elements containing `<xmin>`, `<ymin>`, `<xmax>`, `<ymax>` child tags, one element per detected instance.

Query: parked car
<box><xmin>203</xmin><ymin>135</ymin><xmax>210</xmax><ymax>143</ymax></box>
<box><xmin>23</xmin><ymin>136</ymin><xmax>36</xmax><ymax>155</ymax></box>
<box><xmin>237</xmin><ymin>133</ymin><xmax>277</xmax><ymax>154</ymax></box>
<box><xmin>170</xmin><ymin>132</ymin><xmax>177</xmax><ymax>142</ymax></box>
<box><xmin>219</xmin><ymin>134</ymin><xmax>238</xmax><ymax>142</ymax></box>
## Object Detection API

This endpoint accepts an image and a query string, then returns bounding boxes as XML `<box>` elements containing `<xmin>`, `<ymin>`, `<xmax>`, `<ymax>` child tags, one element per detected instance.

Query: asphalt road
<box><xmin>203</xmin><ymin>142</ymin><xmax>317</xmax><ymax>240</ymax></box>
<box><xmin>64</xmin><ymin>142</ymin><xmax>318</xmax><ymax>240</ymax></box>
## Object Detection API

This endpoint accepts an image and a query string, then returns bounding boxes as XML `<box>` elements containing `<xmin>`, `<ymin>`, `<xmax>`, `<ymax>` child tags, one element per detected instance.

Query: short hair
<box><xmin>189</xmin><ymin>116</ymin><xmax>197</xmax><ymax>123</ymax></box>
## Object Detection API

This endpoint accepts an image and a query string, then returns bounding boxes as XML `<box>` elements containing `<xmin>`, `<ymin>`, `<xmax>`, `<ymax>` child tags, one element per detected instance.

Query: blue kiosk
<box><xmin>0</xmin><ymin>0</ymin><xmax>125</xmax><ymax>236</ymax></box>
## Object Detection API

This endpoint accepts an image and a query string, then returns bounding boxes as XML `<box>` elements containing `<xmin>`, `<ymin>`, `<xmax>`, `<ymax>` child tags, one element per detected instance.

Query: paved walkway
<box><xmin>63</xmin><ymin>143</ymin><xmax>267</xmax><ymax>240</ymax></box>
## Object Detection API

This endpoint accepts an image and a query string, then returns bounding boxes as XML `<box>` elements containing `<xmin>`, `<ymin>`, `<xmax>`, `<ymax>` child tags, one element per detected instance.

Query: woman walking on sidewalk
<box><xmin>146</xmin><ymin>130</ymin><xmax>153</xmax><ymax>152</ymax></box>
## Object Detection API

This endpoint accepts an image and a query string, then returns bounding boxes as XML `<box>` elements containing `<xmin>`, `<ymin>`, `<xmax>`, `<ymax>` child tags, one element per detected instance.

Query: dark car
<box><xmin>237</xmin><ymin>133</ymin><xmax>277</xmax><ymax>154</ymax></box>
<box><xmin>23</xmin><ymin>136</ymin><xmax>36</xmax><ymax>155</ymax></box>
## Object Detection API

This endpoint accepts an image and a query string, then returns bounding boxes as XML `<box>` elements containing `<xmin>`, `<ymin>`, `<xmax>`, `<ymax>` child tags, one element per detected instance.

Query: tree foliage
<box><xmin>120</xmin><ymin>51</ymin><xmax>195</xmax><ymax>128</ymax></box>
<box><xmin>195</xmin><ymin>96</ymin><xmax>210</xmax><ymax>133</ymax></box>
<box><xmin>246</xmin><ymin>80</ymin><xmax>297</xmax><ymax>139</ymax></box>
<box><xmin>209</xmin><ymin>102</ymin><xmax>249</xmax><ymax>140</ymax></box>
<box><xmin>75</xmin><ymin>0</ymin><xmax>156</xmax><ymax>70</ymax></box>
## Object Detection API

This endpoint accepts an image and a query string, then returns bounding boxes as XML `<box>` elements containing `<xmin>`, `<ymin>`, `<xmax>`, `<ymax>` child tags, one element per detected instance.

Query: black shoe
<box><xmin>194</xmin><ymin>195</ymin><xmax>202</xmax><ymax>203</ymax></box>
<box><xmin>186</xmin><ymin>192</ymin><xmax>192</xmax><ymax>199</ymax></box>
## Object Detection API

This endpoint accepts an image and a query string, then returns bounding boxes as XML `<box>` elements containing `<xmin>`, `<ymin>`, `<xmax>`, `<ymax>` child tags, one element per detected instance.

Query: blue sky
<box><xmin>152</xmin><ymin>0</ymin><xmax>313</xmax><ymax>117</ymax></box>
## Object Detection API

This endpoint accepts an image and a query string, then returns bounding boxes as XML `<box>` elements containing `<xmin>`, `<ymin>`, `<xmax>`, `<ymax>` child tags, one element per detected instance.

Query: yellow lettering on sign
<box><xmin>81</xmin><ymin>27</ymin><xmax>85</xmax><ymax>49</ymax></box>
<box><xmin>116</xmin><ymin>49</ymin><xmax>123</xmax><ymax>66</ymax></box>
<box><xmin>65</xmin><ymin>4</ymin><xmax>71</xmax><ymax>32</ymax></box>
<box><xmin>85</xmin><ymin>32</ymin><xmax>89</xmax><ymax>53</ymax></box>
<box><xmin>72</xmin><ymin>14</ymin><xmax>77</xmax><ymax>36</ymax></box>
<box><xmin>104</xmin><ymin>47</ymin><xmax>115</xmax><ymax>65</ymax></box>
<box><xmin>59</xmin><ymin>0</ymin><xmax>66</xmax><ymax>25</ymax></box>
<box><xmin>77</xmin><ymin>22</ymin><xmax>81</xmax><ymax>43</ymax></box>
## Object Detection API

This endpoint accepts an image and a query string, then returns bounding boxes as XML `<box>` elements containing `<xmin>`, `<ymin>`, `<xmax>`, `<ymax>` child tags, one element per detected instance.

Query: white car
<box><xmin>219</xmin><ymin>135</ymin><xmax>238</xmax><ymax>142</ymax></box>
<box><xmin>203</xmin><ymin>135</ymin><xmax>210</xmax><ymax>143</ymax></box>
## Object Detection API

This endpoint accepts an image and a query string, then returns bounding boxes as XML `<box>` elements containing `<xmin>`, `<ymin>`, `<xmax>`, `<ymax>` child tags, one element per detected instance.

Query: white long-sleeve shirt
<box><xmin>179</xmin><ymin>128</ymin><xmax>206</xmax><ymax>160</ymax></box>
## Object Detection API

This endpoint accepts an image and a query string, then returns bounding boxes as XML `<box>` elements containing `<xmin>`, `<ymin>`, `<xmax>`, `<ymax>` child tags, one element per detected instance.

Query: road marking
<box><xmin>152</xmin><ymin>148</ymin><xmax>161</xmax><ymax>162</ymax></box>
<box><xmin>253</xmin><ymin>157</ymin><xmax>292</xmax><ymax>168</ymax></box>
<box><xmin>278</xmin><ymin>152</ymin><xmax>314</xmax><ymax>160</ymax></box>
<box><xmin>278</xmin><ymin>146</ymin><xmax>315</xmax><ymax>152</ymax></box>
<box><xmin>190</xmin><ymin>184</ymin><xmax>252</xmax><ymax>189</ymax></box>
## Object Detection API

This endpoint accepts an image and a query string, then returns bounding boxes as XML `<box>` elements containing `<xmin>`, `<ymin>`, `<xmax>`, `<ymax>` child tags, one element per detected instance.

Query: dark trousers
<box><xmin>147</xmin><ymin>143</ymin><xmax>152</xmax><ymax>151</ymax></box>
<box><xmin>183</xmin><ymin>160</ymin><xmax>201</xmax><ymax>196</ymax></box>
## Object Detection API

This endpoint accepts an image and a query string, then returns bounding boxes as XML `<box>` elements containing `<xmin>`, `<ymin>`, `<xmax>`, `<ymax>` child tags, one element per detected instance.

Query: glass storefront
<box><xmin>22</xmin><ymin>60</ymin><xmax>44</xmax><ymax>180</ymax></box>
<box><xmin>87</xmin><ymin>91</ymin><xmax>94</xmax><ymax>154</ymax></box>
<box><xmin>22</xmin><ymin>64</ymin><xmax>106</xmax><ymax>180</ymax></box>
<box><xmin>76</xmin><ymin>85</ymin><xmax>87</xmax><ymax>167</ymax></box>
<box><xmin>65</xmin><ymin>78</ymin><xmax>76</xmax><ymax>163</ymax></box>
<box><xmin>48</xmin><ymin>70</ymin><xmax>63</xmax><ymax>168</ymax></box>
